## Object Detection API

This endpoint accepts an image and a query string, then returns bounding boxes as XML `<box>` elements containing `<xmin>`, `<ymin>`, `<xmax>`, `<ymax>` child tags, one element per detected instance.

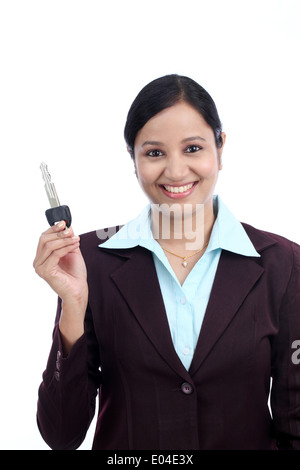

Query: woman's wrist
<box><xmin>58</xmin><ymin>297</ymin><xmax>87</xmax><ymax>355</ymax></box>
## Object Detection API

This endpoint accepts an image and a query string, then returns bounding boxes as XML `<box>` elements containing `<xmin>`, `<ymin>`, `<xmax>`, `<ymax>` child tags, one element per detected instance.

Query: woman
<box><xmin>34</xmin><ymin>74</ymin><xmax>300</xmax><ymax>450</ymax></box>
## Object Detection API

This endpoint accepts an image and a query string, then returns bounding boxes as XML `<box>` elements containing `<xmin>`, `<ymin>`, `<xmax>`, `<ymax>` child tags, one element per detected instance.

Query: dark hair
<box><xmin>124</xmin><ymin>74</ymin><xmax>223</xmax><ymax>159</ymax></box>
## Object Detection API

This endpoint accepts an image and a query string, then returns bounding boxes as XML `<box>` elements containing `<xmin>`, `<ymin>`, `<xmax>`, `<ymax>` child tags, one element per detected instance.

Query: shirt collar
<box><xmin>207</xmin><ymin>196</ymin><xmax>260</xmax><ymax>257</ymax></box>
<box><xmin>99</xmin><ymin>195</ymin><xmax>260</xmax><ymax>258</ymax></box>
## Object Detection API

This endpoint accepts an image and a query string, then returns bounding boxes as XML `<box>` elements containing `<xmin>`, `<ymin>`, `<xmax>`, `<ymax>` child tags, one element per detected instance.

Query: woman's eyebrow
<box><xmin>181</xmin><ymin>135</ymin><xmax>206</xmax><ymax>143</ymax></box>
<box><xmin>142</xmin><ymin>140</ymin><xmax>164</xmax><ymax>147</ymax></box>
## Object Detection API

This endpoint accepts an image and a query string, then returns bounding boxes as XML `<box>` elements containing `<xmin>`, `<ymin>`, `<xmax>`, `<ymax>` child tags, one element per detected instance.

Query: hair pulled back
<box><xmin>124</xmin><ymin>74</ymin><xmax>223</xmax><ymax>159</ymax></box>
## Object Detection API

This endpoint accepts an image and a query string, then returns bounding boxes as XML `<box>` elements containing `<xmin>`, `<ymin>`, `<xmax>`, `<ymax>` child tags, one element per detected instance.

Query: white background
<box><xmin>0</xmin><ymin>0</ymin><xmax>299</xmax><ymax>450</ymax></box>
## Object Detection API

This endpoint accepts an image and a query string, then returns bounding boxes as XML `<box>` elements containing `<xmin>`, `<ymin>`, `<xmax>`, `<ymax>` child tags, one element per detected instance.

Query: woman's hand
<box><xmin>33</xmin><ymin>221</ymin><xmax>87</xmax><ymax>302</ymax></box>
<box><xmin>33</xmin><ymin>221</ymin><xmax>88</xmax><ymax>353</ymax></box>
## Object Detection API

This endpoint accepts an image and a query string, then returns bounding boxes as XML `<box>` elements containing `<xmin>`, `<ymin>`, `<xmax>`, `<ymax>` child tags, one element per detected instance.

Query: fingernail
<box><xmin>57</xmin><ymin>221</ymin><xmax>65</xmax><ymax>228</ymax></box>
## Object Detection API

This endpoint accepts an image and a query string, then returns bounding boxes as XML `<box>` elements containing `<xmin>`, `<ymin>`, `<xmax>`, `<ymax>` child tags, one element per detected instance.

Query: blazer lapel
<box><xmin>106</xmin><ymin>246</ymin><xmax>192</xmax><ymax>382</ymax></box>
<box><xmin>188</xmin><ymin>220</ymin><xmax>279</xmax><ymax>377</ymax></box>
<box><xmin>189</xmin><ymin>250</ymin><xmax>265</xmax><ymax>375</ymax></box>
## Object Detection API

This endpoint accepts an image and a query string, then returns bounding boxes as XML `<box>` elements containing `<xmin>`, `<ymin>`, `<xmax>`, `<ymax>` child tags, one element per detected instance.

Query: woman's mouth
<box><xmin>159</xmin><ymin>181</ymin><xmax>198</xmax><ymax>199</ymax></box>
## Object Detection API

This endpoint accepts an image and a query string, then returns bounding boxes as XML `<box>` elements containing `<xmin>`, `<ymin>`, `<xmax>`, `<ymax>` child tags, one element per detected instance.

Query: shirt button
<box><xmin>180</xmin><ymin>297</ymin><xmax>186</xmax><ymax>305</ymax></box>
<box><xmin>181</xmin><ymin>382</ymin><xmax>194</xmax><ymax>395</ymax></box>
<box><xmin>182</xmin><ymin>347</ymin><xmax>190</xmax><ymax>356</ymax></box>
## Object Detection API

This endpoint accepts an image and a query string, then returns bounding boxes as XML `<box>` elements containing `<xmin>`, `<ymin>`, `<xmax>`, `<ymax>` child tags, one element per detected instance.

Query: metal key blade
<box><xmin>40</xmin><ymin>162</ymin><xmax>61</xmax><ymax>208</ymax></box>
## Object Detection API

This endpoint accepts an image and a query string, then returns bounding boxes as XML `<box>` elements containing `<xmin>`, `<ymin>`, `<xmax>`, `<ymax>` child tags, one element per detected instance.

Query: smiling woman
<box><xmin>34</xmin><ymin>74</ymin><xmax>300</xmax><ymax>450</ymax></box>
<box><xmin>133</xmin><ymin>102</ymin><xmax>224</xmax><ymax>206</ymax></box>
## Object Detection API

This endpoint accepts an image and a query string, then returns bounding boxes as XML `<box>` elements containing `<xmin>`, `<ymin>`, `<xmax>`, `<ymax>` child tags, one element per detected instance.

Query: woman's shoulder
<box><xmin>79</xmin><ymin>225</ymin><xmax>121</xmax><ymax>252</ymax></box>
<box><xmin>80</xmin><ymin>225</ymin><xmax>121</xmax><ymax>243</ymax></box>
<box><xmin>241</xmin><ymin>222</ymin><xmax>300</xmax><ymax>263</ymax></box>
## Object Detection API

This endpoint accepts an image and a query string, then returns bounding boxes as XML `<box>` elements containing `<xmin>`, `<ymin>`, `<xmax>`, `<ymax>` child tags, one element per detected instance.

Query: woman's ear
<box><xmin>218</xmin><ymin>132</ymin><xmax>226</xmax><ymax>170</ymax></box>
<box><xmin>127</xmin><ymin>146</ymin><xmax>135</xmax><ymax>163</ymax></box>
<box><xmin>127</xmin><ymin>147</ymin><xmax>137</xmax><ymax>176</ymax></box>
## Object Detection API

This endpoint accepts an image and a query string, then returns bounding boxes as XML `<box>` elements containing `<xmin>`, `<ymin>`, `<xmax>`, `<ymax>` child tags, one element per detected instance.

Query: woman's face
<box><xmin>133</xmin><ymin>101</ymin><xmax>226</xmax><ymax>213</ymax></box>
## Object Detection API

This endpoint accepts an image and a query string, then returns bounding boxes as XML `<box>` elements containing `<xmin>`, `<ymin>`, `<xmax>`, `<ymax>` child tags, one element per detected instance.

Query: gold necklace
<box><xmin>161</xmin><ymin>242</ymin><xmax>209</xmax><ymax>268</ymax></box>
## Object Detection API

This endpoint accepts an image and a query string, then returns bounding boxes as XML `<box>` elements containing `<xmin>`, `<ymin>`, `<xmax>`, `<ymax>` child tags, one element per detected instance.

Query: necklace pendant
<box><xmin>182</xmin><ymin>261</ymin><xmax>188</xmax><ymax>268</ymax></box>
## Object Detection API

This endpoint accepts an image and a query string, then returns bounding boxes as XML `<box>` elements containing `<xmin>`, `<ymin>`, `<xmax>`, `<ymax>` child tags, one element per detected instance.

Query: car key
<box><xmin>40</xmin><ymin>162</ymin><xmax>72</xmax><ymax>228</ymax></box>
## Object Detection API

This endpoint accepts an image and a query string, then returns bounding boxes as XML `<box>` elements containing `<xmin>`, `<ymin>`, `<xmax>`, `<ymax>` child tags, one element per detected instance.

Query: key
<box><xmin>40</xmin><ymin>162</ymin><xmax>72</xmax><ymax>227</ymax></box>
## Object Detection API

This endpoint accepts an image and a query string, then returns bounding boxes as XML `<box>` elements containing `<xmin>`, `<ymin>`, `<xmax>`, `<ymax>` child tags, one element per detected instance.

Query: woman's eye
<box><xmin>146</xmin><ymin>149</ymin><xmax>163</xmax><ymax>157</ymax></box>
<box><xmin>185</xmin><ymin>145</ymin><xmax>201</xmax><ymax>153</ymax></box>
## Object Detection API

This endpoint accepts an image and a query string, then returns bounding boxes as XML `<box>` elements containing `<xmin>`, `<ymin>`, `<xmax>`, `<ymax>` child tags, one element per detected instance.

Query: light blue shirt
<box><xmin>99</xmin><ymin>195</ymin><xmax>260</xmax><ymax>370</ymax></box>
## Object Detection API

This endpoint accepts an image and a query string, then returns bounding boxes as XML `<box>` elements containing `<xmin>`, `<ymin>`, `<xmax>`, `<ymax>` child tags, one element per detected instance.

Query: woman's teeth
<box><xmin>163</xmin><ymin>183</ymin><xmax>194</xmax><ymax>193</ymax></box>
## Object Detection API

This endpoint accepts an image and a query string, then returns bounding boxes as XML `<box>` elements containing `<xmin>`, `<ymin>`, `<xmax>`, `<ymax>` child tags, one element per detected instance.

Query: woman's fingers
<box><xmin>34</xmin><ymin>236</ymin><xmax>80</xmax><ymax>273</ymax></box>
<box><xmin>42</xmin><ymin>220</ymin><xmax>67</xmax><ymax>235</ymax></box>
<box><xmin>33</xmin><ymin>222</ymin><xmax>78</xmax><ymax>275</ymax></box>
<box><xmin>36</xmin><ymin>239</ymin><xmax>80</xmax><ymax>277</ymax></box>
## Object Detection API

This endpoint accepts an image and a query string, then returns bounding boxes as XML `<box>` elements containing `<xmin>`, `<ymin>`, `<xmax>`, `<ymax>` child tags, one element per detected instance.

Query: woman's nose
<box><xmin>163</xmin><ymin>154</ymin><xmax>189</xmax><ymax>181</ymax></box>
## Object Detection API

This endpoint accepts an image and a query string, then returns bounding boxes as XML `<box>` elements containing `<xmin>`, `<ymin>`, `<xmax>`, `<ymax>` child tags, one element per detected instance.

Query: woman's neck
<box><xmin>150</xmin><ymin>201</ymin><xmax>215</xmax><ymax>253</ymax></box>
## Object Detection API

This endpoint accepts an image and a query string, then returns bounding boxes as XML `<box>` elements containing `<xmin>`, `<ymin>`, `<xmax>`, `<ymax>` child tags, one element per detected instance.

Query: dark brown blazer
<box><xmin>37</xmin><ymin>223</ymin><xmax>300</xmax><ymax>450</ymax></box>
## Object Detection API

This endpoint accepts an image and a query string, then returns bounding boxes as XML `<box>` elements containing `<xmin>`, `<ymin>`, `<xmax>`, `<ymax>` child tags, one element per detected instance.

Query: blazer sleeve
<box><xmin>37</xmin><ymin>298</ymin><xmax>102</xmax><ymax>450</ymax></box>
<box><xmin>271</xmin><ymin>241</ymin><xmax>300</xmax><ymax>450</ymax></box>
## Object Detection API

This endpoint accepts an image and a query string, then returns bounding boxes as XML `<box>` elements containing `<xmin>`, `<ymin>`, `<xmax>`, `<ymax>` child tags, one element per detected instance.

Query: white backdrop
<box><xmin>0</xmin><ymin>0</ymin><xmax>299</xmax><ymax>450</ymax></box>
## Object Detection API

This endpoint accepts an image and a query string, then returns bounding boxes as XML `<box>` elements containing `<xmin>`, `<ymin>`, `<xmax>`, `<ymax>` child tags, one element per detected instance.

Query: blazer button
<box><xmin>181</xmin><ymin>382</ymin><xmax>193</xmax><ymax>395</ymax></box>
